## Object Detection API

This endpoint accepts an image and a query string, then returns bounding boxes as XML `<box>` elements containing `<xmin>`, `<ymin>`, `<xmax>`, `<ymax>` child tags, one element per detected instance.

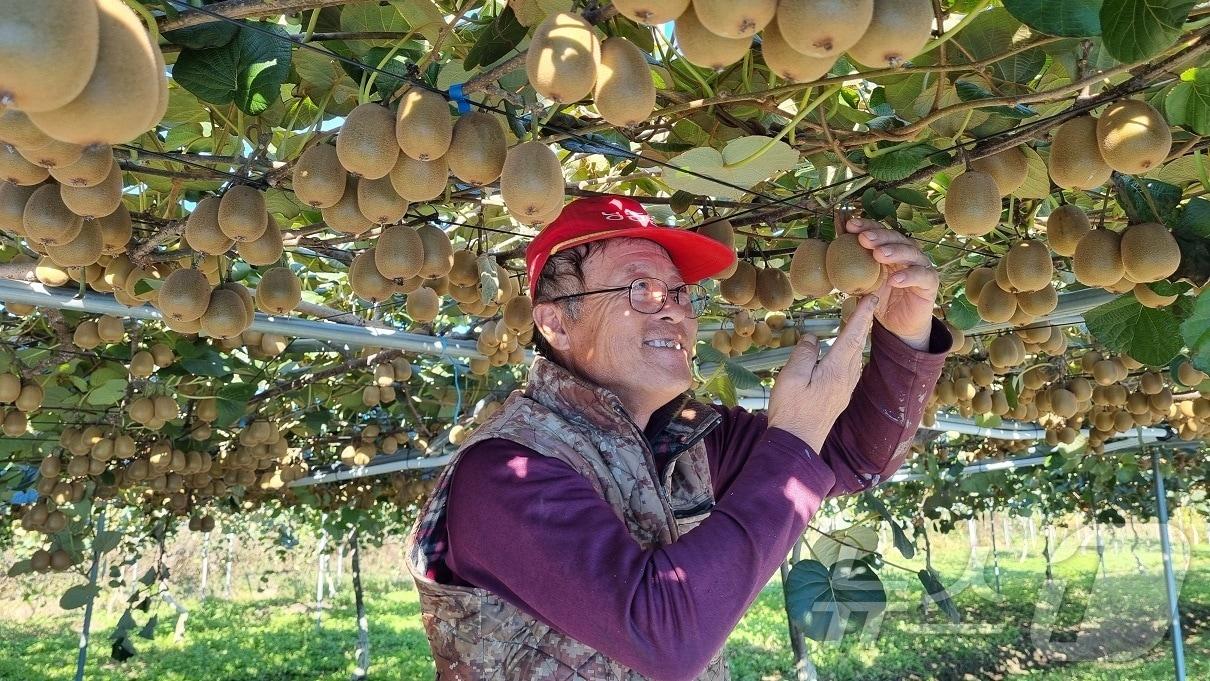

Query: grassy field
<box><xmin>1</xmin><ymin>523</ymin><xmax>1207</xmax><ymax>680</ymax></box>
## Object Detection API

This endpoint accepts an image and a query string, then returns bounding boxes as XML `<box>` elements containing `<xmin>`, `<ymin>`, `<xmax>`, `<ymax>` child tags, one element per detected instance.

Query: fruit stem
<box><xmin>362</xmin><ymin>32</ymin><xmax>422</xmax><ymax>103</ymax></box>
<box><xmin>123</xmin><ymin>0</ymin><xmax>162</xmax><ymax>47</ymax></box>
<box><xmin>723</xmin><ymin>85</ymin><xmax>842</xmax><ymax>170</ymax></box>
<box><xmin>919</xmin><ymin>0</ymin><xmax>993</xmax><ymax>56</ymax></box>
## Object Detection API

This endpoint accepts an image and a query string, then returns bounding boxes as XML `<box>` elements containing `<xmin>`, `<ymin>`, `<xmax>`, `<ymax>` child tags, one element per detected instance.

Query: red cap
<box><xmin>525</xmin><ymin>195</ymin><xmax>736</xmax><ymax>299</ymax></box>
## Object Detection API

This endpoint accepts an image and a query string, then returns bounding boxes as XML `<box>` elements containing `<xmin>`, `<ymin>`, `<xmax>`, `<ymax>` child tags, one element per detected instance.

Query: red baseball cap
<box><xmin>525</xmin><ymin>195</ymin><xmax>736</xmax><ymax>299</ymax></box>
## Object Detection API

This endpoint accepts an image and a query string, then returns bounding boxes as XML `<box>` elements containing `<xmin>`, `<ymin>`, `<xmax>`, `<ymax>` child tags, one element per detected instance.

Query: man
<box><xmin>406</xmin><ymin>195</ymin><xmax>949</xmax><ymax>680</ymax></box>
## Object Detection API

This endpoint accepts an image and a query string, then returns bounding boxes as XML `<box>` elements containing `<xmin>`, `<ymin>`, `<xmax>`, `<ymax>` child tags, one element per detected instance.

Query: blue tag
<box><xmin>448</xmin><ymin>83</ymin><xmax>471</xmax><ymax>114</ymax></box>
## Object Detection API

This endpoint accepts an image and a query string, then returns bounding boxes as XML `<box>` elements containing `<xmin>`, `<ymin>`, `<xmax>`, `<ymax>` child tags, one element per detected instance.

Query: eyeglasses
<box><xmin>546</xmin><ymin>277</ymin><xmax>711</xmax><ymax>318</ymax></box>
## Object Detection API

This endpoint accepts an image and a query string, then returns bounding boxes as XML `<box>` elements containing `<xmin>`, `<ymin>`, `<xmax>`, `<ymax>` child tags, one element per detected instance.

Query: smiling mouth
<box><xmin>644</xmin><ymin>339</ymin><xmax>684</xmax><ymax>351</ymax></box>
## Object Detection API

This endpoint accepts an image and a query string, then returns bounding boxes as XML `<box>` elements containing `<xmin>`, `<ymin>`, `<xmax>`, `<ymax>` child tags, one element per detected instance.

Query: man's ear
<box><xmin>532</xmin><ymin>302</ymin><xmax>572</xmax><ymax>352</ymax></box>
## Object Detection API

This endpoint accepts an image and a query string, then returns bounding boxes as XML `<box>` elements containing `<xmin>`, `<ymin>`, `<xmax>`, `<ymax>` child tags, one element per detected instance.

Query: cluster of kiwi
<box><xmin>70</xmin><ymin>314</ymin><xmax>125</xmax><ymax>349</ymax></box>
<box><xmin>470</xmin><ymin>296</ymin><xmax>534</xmax><ymax>374</ymax></box>
<box><xmin>0</xmin><ymin>372</ymin><xmax>43</xmax><ymax>437</ymax></box>
<box><xmin>253</xmin><ymin>266</ymin><xmax>303</xmax><ymax>315</ymax></box>
<box><xmin>1049</xmin><ymin>100</ymin><xmax>1173</xmax><ymax>190</ymax></box>
<box><xmin>364</xmin><ymin>355</ymin><xmax>414</xmax><ymax>408</ymax></box>
<box><xmin>19</xmin><ymin>491</ymin><xmax>68</xmax><ymax>535</ymax></box>
<box><xmin>1071</xmin><ymin>222</ymin><xmax>1181</xmax><ymax>291</ymax></box>
<box><xmin>944</xmin><ymin>145</ymin><xmax>1032</xmax><ymax>237</ymax></box>
<box><xmin>185</xmin><ymin>188</ymin><xmax>285</xmax><ymax>267</ymax></box>
<box><xmin>614</xmin><ymin>0</ymin><xmax>932</xmax><ymax>79</ymax></box>
<box><xmin>187</xmin><ymin>515</ymin><xmax>216</xmax><ymax>532</ymax></box>
<box><xmin>233</xmin><ymin>329</ymin><xmax>290</xmax><ymax>359</ymax></box>
<box><xmin>448</xmin><ymin>249</ymin><xmax>522</xmax><ymax>318</ymax></box>
<box><xmin>349</xmin><ymin>224</ymin><xmax>453</xmax><ymax>316</ymax></box>
<box><xmin>25</xmin><ymin>543</ymin><xmax>81</xmax><ymax>575</ymax></box>
<box><xmin>710</xmin><ymin>309</ymin><xmax>802</xmax><ymax>357</ymax></box>
<box><xmin>965</xmin><ymin>261</ymin><xmax>1060</xmax><ymax>327</ymax></box>
<box><xmin>157</xmin><ymin>268</ymin><xmax>258</xmax><ymax>340</ymax></box>
<box><xmin>126</xmin><ymin>393</ymin><xmax>179</xmax><ymax>431</ymax></box>
<box><xmin>126</xmin><ymin>343</ymin><xmax>175</xmax><ymax>378</ymax></box>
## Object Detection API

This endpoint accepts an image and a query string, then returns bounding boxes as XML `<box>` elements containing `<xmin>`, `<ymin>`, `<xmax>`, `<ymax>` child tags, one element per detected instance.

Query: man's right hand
<box><xmin>765</xmin><ymin>294</ymin><xmax>879</xmax><ymax>453</ymax></box>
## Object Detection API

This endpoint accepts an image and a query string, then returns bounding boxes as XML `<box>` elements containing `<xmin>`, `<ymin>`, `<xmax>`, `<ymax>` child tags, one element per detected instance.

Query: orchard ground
<box><xmin>2</xmin><ymin>514</ymin><xmax>1208</xmax><ymax>681</ymax></box>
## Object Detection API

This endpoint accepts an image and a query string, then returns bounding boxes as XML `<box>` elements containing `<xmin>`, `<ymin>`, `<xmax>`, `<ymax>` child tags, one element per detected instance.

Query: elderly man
<box><xmin>406</xmin><ymin>195</ymin><xmax>949</xmax><ymax>680</ymax></box>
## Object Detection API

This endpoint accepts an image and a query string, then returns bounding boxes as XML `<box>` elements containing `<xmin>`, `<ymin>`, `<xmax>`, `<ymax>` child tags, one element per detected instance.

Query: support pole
<box><xmin>74</xmin><ymin>507</ymin><xmax>105</xmax><ymax>681</ymax></box>
<box><xmin>316</xmin><ymin>529</ymin><xmax>329</xmax><ymax>630</ymax></box>
<box><xmin>988</xmin><ymin>513</ymin><xmax>1002</xmax><ymax>596</ymax></box>
<box><xmin>200</xmin><ymin>533</ymin><xmax>210</xmax><ymax>598</ymax></box>
<box><xmin>1094</xmin><ymin>518</ymin><xmax>1107</xmax><ymax>578</ymax></box>
<box><xmin>351</xmin><ymin>530</ymin><xmax>370</xmax><ymax>681</ymax></box>
<box><xmin>1151</xmin><ymin>448</ymin><xmax>1187</xmax><ymax>681</ymax></box>
<box><xmin>224</xmin><ymin>533</ymin><xmax>234</xmax><ymax>598</ymax></box>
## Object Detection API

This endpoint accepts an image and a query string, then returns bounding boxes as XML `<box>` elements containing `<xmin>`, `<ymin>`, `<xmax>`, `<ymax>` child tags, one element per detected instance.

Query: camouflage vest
<box><xmin>405</xmin><ymin>356</ymin><xmax>731</xmax><ymax>680</ymax></box>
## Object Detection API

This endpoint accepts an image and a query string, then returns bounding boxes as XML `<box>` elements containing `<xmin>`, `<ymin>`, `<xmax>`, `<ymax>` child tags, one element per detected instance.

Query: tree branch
<box><xmin>158</xmin><ymin>0</ymin><xmax>348</xmax><ymax>32</ymax></box>
<box><xmin>249</xmin><ymin>349</ymin><xmax>404</xmax><ymax>405</ymax></box>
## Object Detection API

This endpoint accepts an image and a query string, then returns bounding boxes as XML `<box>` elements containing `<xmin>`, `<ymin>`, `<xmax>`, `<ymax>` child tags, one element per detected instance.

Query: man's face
<box><xmin>558</xmin><ymin>239</ymin><xmax>698</xmax><ymax>410</ymax></box>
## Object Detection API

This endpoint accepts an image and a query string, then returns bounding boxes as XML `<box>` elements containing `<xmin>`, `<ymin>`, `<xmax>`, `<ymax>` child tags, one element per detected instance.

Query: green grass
<box><xmin>1</xmin><ymin>541</ymin><xmax>1206</xmax><ymax>680</ymax></box>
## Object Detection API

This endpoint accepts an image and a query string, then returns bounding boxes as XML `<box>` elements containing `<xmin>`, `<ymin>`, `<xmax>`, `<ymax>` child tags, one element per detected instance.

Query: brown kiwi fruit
<box><xmin>336</xmin><ymin>103</ymin><xmax>399</xmax><ymax>179</ymax></box>
<box><xmin>976</xmin><ymin>281</ymin><xmax>1016</xmax><ymax>323</ymax></box>
<box><xmin>321</xmin><ymin>177</ymin><xmax>374</xmax><ymax>236</ymax></box>
<box><xmin>255</xmin><ymin>266</ymin><xmax>301</xmax><ymax>315</ymax></box>
<box><xmin>199</xmin><ymin>288</ymin><xmax>247</xmax><ymax>340</ymax></box>
<box><xmin>756</xmin><ymin>267</ymin><xmax>794</xmax><ymax>311</ymax></box>
<box><xmin>156</xmin><ymin>268</ymin><xmax>211</xmax><ymax>322</ymax></box>
<box><xmin>0</xmin><ymin>182</ymin><xmax>38</xmax><ymax>234</ymax></box>
<box><xmin>446</xmin><ymin>112</ymin><xmax>507</xmax><ymax>186</ymax></box>
<box><xmin>448</xmin><ymin>249</ymin><xmax>479</xmax><ymax>287</ymax></box>
<box><xmin>944</xmin><ymin>171</ymin><xmax>1001</xmax><ymax>236</ymax></box>
<box><xmin>218</xmin><ymin>281</ymin><xmax>255</xmax><ymax>325</ymax></box>
<box><xmin>964</xmin><ymin>266</ymin><xmax>995</xmax><ymax>305</ymax></box>
<box><xmin>218</xmin><ymin>186</ymin><xmax>268</xmax><ymax>242</ymax></box>
<box><xmin>388</xmin><ymin>153</ymin><xmax>448</xmax><ymax>202</ymax></box>
<box><xmin>1048</xmin><ymin>116</ymin><xmax>1112</xmax><ymax>190</ymax></box>
<box><xmin>101</xmin><ymin>254</ymin><xmax>134</xmax><ymax>291</ymax></box>
<box><xmin>1072</xmin><ymin>229</ymin><xmax>1124</xmax><ymax>288</ymax></box>
<box><xmin>23</xmin><ymin>184</ymin><xmax>83</xmax><ymax>246</ymax></box>
<box><xmin>417</xmin><ymin>224</ymin><xmax>454</xmax><ymax>278</ymax></box>
<box><xmin>49</xmin><ymin>144</ymin><xmax>114</xmax><ymax>187</ymax></box>
<box><xmin>27</xmin><ymin>0</ymin><xmax>160</xmax><ymax>145</ymax></box>
<box><xmin>697</xmin><ymin>219</ymin><xmax>738</xmax><ymax>279</ymax></box>
<box><xmin>375</xmin><ymin>225</ymin><xmax>424</xmax><ymax>281</ymax></box>
<box><xmin>0</xmin><ymin>144</ymin><xmax>50</xmax><ymax>185</ymax></box>
<box><xmin>788</xmin><ymin>238</ymin><xmax>832</xmax><ymax>297</ymax></box>
<box><xmin>406</xmin><ymin>286</ymin><xmax>441</xmax><ymax>323</ymax></box>
<box><xmin>1004</xmin><ymin>239</ymin><xmax>1053</xmax><ymax>293</ymax></box>
<box><xmin>594</xmin><ymin>38</ymin><xmax>658</xmax><ymax>126</ymax></box>
<box><xmin>760</xmin><ymin>18</ymin><xmax>836</xmax><ymax>83</ymax></box>
<box><xmin>238</xmin><ymin>212</ymin><xmax>284</xmax><ymax>266</ymax></box>
<box><xmin>970</xmin><ymin>146</ymin><xmax>1029</xmax><ymax>196</ymax></box>
<box><xmin>719</xmin><ymin>260</ymin><xmax>757</xmax><ymax>305</ymax></box>
<box><xmin>1043</xmin><ymin>204</ymin><xmax>1090</xmax><ymax>257</ymax></box>
<box><xmin>0</xmin><ymin>0</ymin><xmax>100</xmax><ymax>113</ymax></box>
<box><xmin>356</xmin><ymin>175</ymin><xmax>409</xmax><ymax>225</ymax></box>
<box><xmin>17</xmin><ymin>138</ymin><xmax>84</xmax><ymax>169</ymax></box>
<box><xmin>1016</xmin><ymin>283</ymin><xmax>1058</xmax><ymax>316</ymax></box>
<box><xmin>503</xmin><ymin>295</ymin><xmax>534</xmax><ymax>331</ymax></box>
<box><xmin>60</xmin><ymin>162</ymin><xmax>123</xmax><ymax>218</ymax></box>
<box><xmin>611</xmin><ymin>0</ymin><xmax>690</xmax><ymax>25</ymax></box>
<box><xmin>526</xmin><ymin>13</ymin><xmax>601</xmax><ymax>103</ymax></box>
<box><xmin>94</xmin><ymin>205</ymin><xmax>130</xmax><ymax>255</ymax></box>
<box><xmin>394</xmin><ymin>87</ymin><xmax>453</xmax><ymax>161</ymax></box>
<box><xmin>45</xmin><ymin>218</ymin><xmax>102</xmax><ymax>267</ymax></box>
<box><xmin>0</xmin><ymin>110</ymin><xmax>55</xmax><ymax>150</ymax></box>
<box><xmin>350</xmin><ymin>249</ymin><xmax>394</xmax><ymax>302</ymax></box>
<box><xmin>776</xmin><ymin>0</ymin><xmax>873</xmax><ymax>58</ymax></box>
<box><xmin>825</xmin><ymin>233</ymin><xmax>881</xmax><ymax>294</ymax></box>
<box><xmin>692</xmin><ymin>0</ymin><xmax>775</xmax><ymax>38</ymax></box>
<box><xmin>292</xmin><ymin>144</ymin><xmax>346</xmax><ymax>208</ymax></box>
<box><xmin>184</xmin><ymin>196</ymin><xmax>234</xmax><ymax>254</ymax></box>
<box><xmin>501</xmin><ymin>141</ymin><xmax>564</xmax><ymax>219</ymax></box>
<box><xmin>674</xmin><ymin>4</ymin><xmax>751</xmax><ymax>69</ymax></box>
<box><xmin>1134</xmin><ymin>283</ymin><xmax>1177</xmax><ymax>309</ymax></box>
<box><xmin>1096</xmin><ymin>99</ymin><xmax>1172</xmax><ymax>175</ymax></box>
<box><xmin>846</xmin><ymin>0</ymin><xmax>934</xmax><ymax>68</ymax></box>
<box><xmin>1119</xmin><ymin>222</ymin><xmax>1180</xmax><ymax>283</ymax></box>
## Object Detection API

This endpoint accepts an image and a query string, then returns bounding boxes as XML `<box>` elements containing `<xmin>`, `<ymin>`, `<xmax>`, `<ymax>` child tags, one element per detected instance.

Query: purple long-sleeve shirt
<box><xmin>433</xmin><ymin>319</ymin><xmax>949</xmax><ymax>681</ymax></box>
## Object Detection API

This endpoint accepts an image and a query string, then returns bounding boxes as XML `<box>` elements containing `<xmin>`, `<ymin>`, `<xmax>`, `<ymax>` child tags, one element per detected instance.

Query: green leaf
<box><xmin>1100</xmin><ymin>0</ymin><xmax>1195</xmax><ymax>64</ymax></box>
<box><xmin>884</xmin><ymin>187</ymin><xmax>931</xmax><ymax>208</ymax></box>
<box><xmin>862</xmin><ymin>493</ymin><xmax>916</xmax><ymax>560</ymax></box>
<box><xmin>1166</xmin><ymin>68</ymin><xmax>1210</xmax><ymax>135</ymax></box>
<box><xmin>1085</xmin><ymin>294</ymin><xmax>1185</xmax><ymax>366</ymax></box>
<box><xmin>163</xmin><ymin>22</ymin><xmax>240</xmax><ymax>50</ymax></box>
<box><xmin>811</xmin><ymin>526</ymin><xmax>879</xmax><ymax>566</ymax></box>
<box><xmin>947</xmin><ymin>293</ymin><xmax>981</xmax><ymax>330</ymax></box>
<box><xmin>390</xmin><ymin>0</ymin><xmax>447</xmax><ymax>44</ymax></box>
<box><xmin>664</xmin><ymin>136</ymin><xmax>799</xmax><ymax>200</ymax></box>
<box><xmin>955</xmin><ymin>80</ymin><xmax>1037</xmax><ymax>118</ymax></box>
<box><xmin>173</xmin><ymin>23</ymin><xmax>293</xmax><ymax>116</ymax></box>
<box><xmin>952</xmin><ymin>9</ymin><xmax>1047</xmax><ymax>84</ymax></box>
<box><xmin>786</xmin><ymin>558</ymin><xmax>887</xmax><ymax>642</ymax></box>
<box><xmin>138</xmin><ymin>567</ymin><xmax>157</xmax><ymax>587</ymax></box>
<box><xmin>723</xmin><ymin>360</ymin><xmax>762</xmax><ymax>391</ymax></box>
<box><xmin>360</xmin><ymin>46</ymin><xmax>415</xmax><ymax>100</ymax></box>
<box><xmin>133</xmin><ymin>277</ymin><xmax>162</xmax><ymax>297</ymax></box>
<box><xmin>464</xmin><ymin>7</ymin><xmax>527</xmax><ymax>70</ymax></box>
<box><xmin>702</xmin><ymin>369</ymin><xmax>737</xmax><ymax>407</ymax></box>
<box><xmin>477</xmin><ymin>253</ymin><xmax>499</xmax><ymax>306</ymax></box>
<box><xmin>860</xmin><ymin>188</ymin><xmax>896</xmax><ymax>220</ymax></box>
<box><xmin>93</xmin><ymin>530</ymin><xmax>121</xmax><ymax>554</ymax></box>
<box><xmin>216</xmin><ymin>382</ymin><xmax>258</xmax><ymax>428</ymax></box>
<box><xmin>1173</xmin><ymin>198</ymin><xmax>1210</xmax><ymax>285</ymax></box>
<box><xmin>86</xmin><ymin>378</ymin><xmax>127</xmax><ymax>406</ymax></box>
<box><xmin>1003</xmin><ymin>0</ymin><xmax>1103</xmax><ymax>37</ymax></box>
<box><xmin>340</xmin><ymin>1</ymin><xmax>411</xmax><ymax>55</ymax></box>
<box><xmin>1014</xmin><ymin>146</ymin><xmax>1052</xmax><ymax>199</ymax></box>
<box><xmin>1113</xmin><ymin>175</ymin><xmax>1182</xmax><ymax>224</ymax></box>
<box><xmin>180</xmin><ymin>352</ymin><xmax>235</xmax><ymax>378</ymax></box>
<box><xmin>60</xmin><ymin>584</ymin><xmax>100</xmax><ymax>610</ymax></box>
<box><xmin>1180</xmin><ymin>290</ymin><xmax>1210</xmax><ymax>372</ymax></box>
<box><xmin>866</xmin><ymin>144</ymin><xmax>938</xmax><ymax>182</ymax></box>
<box><xmin>918</xmin><ymin>568</ymin><xmax>962</xmax><ymax>623</ymax></box>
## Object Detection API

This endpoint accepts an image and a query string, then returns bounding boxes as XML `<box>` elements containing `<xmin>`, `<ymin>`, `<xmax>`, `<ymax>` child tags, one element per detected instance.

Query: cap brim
<box><xmin>594</xmin><ymin>227</ymin><xmax>737</xmax><ymax>284</ymax></box>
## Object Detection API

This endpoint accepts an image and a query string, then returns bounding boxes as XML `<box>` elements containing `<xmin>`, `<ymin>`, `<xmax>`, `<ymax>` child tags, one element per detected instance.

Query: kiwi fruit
<box><xmin>238</xmin><ymin>212</ymin><xmax>284</xmax><ymax>266</ymax></box>
<box><xmin>1177</xmin><ymin>360</ymin><xmax>1207</xmax><ymax>388</ymax></box>
<box><xmin>503</xmin><ymin>295</ymin><xmax>534</xmax><ymax>332</ymax></box>
<box><xmin>501</xmin><ymin>141</ymin><xmax>564</xmax><ymax>220</ymax></box>
<box><xmin>756</xmin><ymin>267</ymin><xmax>794</xmax><ymax>311</ymax></box>
<box><xmin>101</xmin><ymin>254</ymin><xmax>134</xmax><ymax>291</ymax></box>
<box><xmin>1048</xmin><ymin>116</ymin><xmax>1112</xmax><ymax>189</ymax></box>
<box><xmin>446</xmin><ymin>250</ymin><xmax>478</xmax><ymax>288</ymax></box>
<box><xmin>970</xmin><ymin>146</ymin><xmax>1028</xmax><ymax>197</ymax></box>
<box><xmin>219</xmin><ymin>281</ymin><xmax>255</xmax><ymax>324</ymax></box>
<box><xmin>348</xmin><ymin>249</ymin><xmax>392</xmax><ymax>302</ymax></box>
<box><xmin>394</xmin><ymin>88</ymin><xmax>452</xmax><ymax>162</ymax></box>
<box><xmin>675</xmin><ymin>5</ymin><xmax>752</xmax><ymax>69</ymax></box>
<box><xmin>976</xmin><ymin>281</ymin><xmax>1016</xmax><ymax>323</ymax></box>
<box><xmin>18</xmin><ymin>138</ymin><xmax>85</xmax><ymax>170</ymax></box>
<box><xmin>1096</xmin><ymin>99</ymin><xmax>1172</xmax><ymax>175</ymax></box>
<box><xmin>292</xmin><ymin>144</ymin><xmax>346</xmax><ymax>208</ymax></box>
<box><xmin>255</xmin><ymin>266</ymin><xmax>301</xmax><ymax>314</ymax></box>
<box><xmin>1004</xmin><ymin>240</ymin><xmax>1053</xmax><ymax>293</ymax></box>
<box><xmin>184</xmin><ymin>196</ymin><xmax>234</xmax><ymax>254</ymax></box>
<box><xmin>27</xmin><ymin>0</ymin><xmax>161</xmax><ymax>145</ymax></box>
<box><xmin>697</xmin><ymin>219</ymin><xmax>738</xmax><ymax>279</ymax></box>
<box><xmin>157</xmin><ymin>268</ymin><xmax>211</xmax><ymax>322</ymax></box>
<box><xmin>60</xmin><ymin>162</ymin><xmax>123</xmax><ymax>218</ymax></box>
<box><xmin>0</xmin><ymin>110</ymin><xmax>55</xmax><ymax>150</ymax></box>
<box><xmin>1072</xmin><ymin>229</ymin><xmax>1124</xmax><ymax>288</ymax></box>
<box><xmin>0</xmin><ymin>144</ymin><xmax>50</xmax><ymax>185</ymax></box>
<box><xmin>611</xmin><ymin>0</ymin><xmax>690</xmax><ymax>25</ymax></box>
<box><xmin>321</xmin><ymin>177</ymin><xmax>373</xmax><ymax>236</ymax></box>
<box><xmin>693</xmin><ymin>0</ymin><xmax>775</xmax><ymax>39</ymax></box>
<box><xmin>23</xmin><ymin>184</ymin><xmax>83</xmax><ymax>246</ymax></box>
<box><xmin>846</xmin><ymin>0</ymin><xmax>933</xmax><ymax>68</ymax></box>
<box><xmin>759</xmin><ymin>20</ymin><xmax>836</xmax><ymax>83</ymax></box>
<box><xmin>0</xmin><ymin>0</ymin><xmax>100</xmax><ymax>113</ymax></box>
<box><xmin>1134</xmin><ymin>283</ymin><xmax>1177</xmax><ymax>309</ymax></box>
<box><xmin>719</xmin><ymin>260</ymin><xmax>757</xmax><ymax>305</ymax></box>
<box><xmin>1043</xmin><ymin>204</ymin><xmax>1090</xmax><ymax>257</ymax></box>
<box><xmin>336</xmin><ymin>103</ymin><xmax>399</xmax><ymax>180</ymax></box>
<box><xmin>407</xmin><ymin>286</ymin><xmax>441</xmax><ymax>323</ymax></box>
<box><xmin>526</xmin><ymin>13</ymin><xmax>600</xmax><ymax>103</ymax></box>
<box><xmin>0</xmin><ymin>182</ymin><xmax>37</xmax><ymax>234</ymax></box>
<box><xmin>200</xmin><ymin>288</ymin><xmax>247</xmax><ymax>340</ymax></box>
<box><xmin>594</xmin><ymin>38</ymin><xmax>658</xmax><ymax>127</ymax></box>
<box><xmin>389</xmin><ymin>153</ymin><xmax>448</xmax><ymax>203</ymax></box>
<box><xmin>789</xmin><ymin>238</ymin><xmax>832</xmax><ymax>297</ymax></box>
<box><xmin>417</xmin><ymin>224</ymin><xmax>454</xmax><ymax>278</ymax></box>
<box><xmin>374</xmin><ymin>225</ymin><xmax>424</xmax><ymax>281</ymax></box>
<box><xmin>447</xmin><ymin>112</ymin><xmax>507</xmax><ymax>186</ymax></box>
<box><xmin>218</xmin><ymin>186</ymin><xmax>268</xmax><ymax>242</ymax></box>
<box><xmin>49</xmin><ymin>144</ymin><xmax>114</xmax><ymax>188</ymax></box>
<box><xmin>825</xmin><ymin>233</ymin><xmax>881</xmax><ymax>294</ymax></box>
<box><xmin>1120</xmin><ymin>222</ymin><xmax>1180</xmax><ymax>283</ymax></box>
<box><xmin>776</xmin><ymin>0</ymin><xmax>873</xmax><ymax>58</ymax></box>
<box><xmin>357</xmin><ymin>175</ymin><xmax>409</xmax><ymax>225</ymax></box>
<box><xmin>944</xmin><ymin>171</ymin><xmax>1002</xmax><ymax>236</ymax></box>
<box><xmin>964</xmin><ymin>266</ymin><xmax>995</xmax><ymax>305</ymax></box>
<box><xmin>1016</xmin><ymin>283</ymin><xmax>1058</xmax><ymax>316</ymax></box>
<box><xmin>45</xmin><ymin>218</ymin><xmax>102</xmax><ymax>267</ymax></box>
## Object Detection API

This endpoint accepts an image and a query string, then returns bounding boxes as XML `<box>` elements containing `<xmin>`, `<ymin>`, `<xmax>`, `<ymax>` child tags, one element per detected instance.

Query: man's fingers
<box><xmin>786</xmin><ymin>332</ymin><xmax>821</xmax><ymax>370</ymax></box>
<box><xmin>845</xmin><ymin>217</ymin><xmax>884</xmax><ymax>235</ymax></box>
<box><xmin>888</xmin><ymin>265</ymin><xmax>939</xmax><ymax>292</ymax></box>
<box><xmin>827</xmin><ymin>294</ymin><xmax>878</xmax><ymax>366</ymax></box>
<box><xmin>871</xmin><ymin>243</ymin><xmax>931</xmax><ymax>268</ymax></box>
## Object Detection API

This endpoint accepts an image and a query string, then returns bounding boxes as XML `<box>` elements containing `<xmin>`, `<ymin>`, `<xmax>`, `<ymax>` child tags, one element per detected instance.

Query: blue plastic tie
<box><xmin>448</xmin><ymin>83</ymin><xmax>471</xmax><ymax>114</ymax></box>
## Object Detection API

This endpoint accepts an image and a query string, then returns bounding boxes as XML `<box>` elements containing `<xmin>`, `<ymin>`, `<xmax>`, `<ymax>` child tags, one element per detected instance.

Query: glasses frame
<box><xmin>545</xmin><ymin>277</ymin><xmax>711</xmax><ymax>318</ymax></box>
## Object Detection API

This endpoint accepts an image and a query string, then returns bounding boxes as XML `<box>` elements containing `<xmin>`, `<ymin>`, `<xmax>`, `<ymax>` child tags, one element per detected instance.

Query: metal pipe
<box><xmin>289</xmin><ymin>453</ymin><xmax>454</xmax><ymax>487</ymax></box>
<box><xmin>1151</xmin><ymin>447</ymin><xmax>1188</xmax><ymax>681</ymax></box>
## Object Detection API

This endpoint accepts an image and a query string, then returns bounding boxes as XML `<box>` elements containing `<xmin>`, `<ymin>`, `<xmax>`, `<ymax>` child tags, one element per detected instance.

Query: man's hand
<box><xmin>766</xmin><ymin>294</ymin><xmax>878</xmax><ymax>454</ymax></box>
<box><xmin>845</xmin><ymin>217</ymin><xmax>940</xmax><ymax>350</ymax></box>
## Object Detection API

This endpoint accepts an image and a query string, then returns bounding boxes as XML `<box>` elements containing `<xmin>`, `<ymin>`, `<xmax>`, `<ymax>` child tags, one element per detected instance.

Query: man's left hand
<box><xmin>844</xmin><ymin>217</ymin><xmax>940</xmax><ymax>351</ymax></box>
